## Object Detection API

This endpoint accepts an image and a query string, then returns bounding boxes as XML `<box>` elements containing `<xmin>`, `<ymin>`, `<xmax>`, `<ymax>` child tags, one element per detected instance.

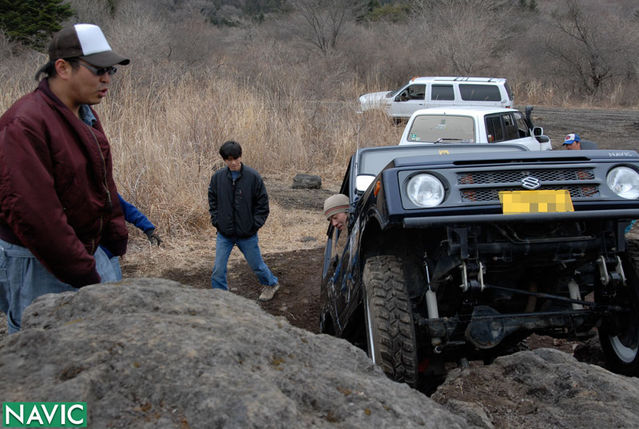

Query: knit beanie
<box><xmin>323</xmin><ymin>194</ymin><xmax>349</xmax><ymax>220</ymax></box>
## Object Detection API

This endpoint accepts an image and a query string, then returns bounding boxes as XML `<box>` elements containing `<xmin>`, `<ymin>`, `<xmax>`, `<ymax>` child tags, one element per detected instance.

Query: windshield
<box><xmin>406</xmin><ymin>115</ymin><xmax>475</xmax><ymax>143</ymax></box>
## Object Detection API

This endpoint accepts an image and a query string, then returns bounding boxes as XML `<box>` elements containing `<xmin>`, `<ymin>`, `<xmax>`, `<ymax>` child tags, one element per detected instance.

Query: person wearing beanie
<box><xmin>324</xmin><ymin>194</ymin><xmax>350</xmax><ymax>231</ymax></box>
<box><xmin>0</xmin><ymin>24</ymin><xmax>130</xmax><ymax>333</ymax></box>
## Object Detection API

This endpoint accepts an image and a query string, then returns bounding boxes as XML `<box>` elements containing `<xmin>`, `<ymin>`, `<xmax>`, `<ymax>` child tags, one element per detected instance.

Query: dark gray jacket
<box><xmin>208</xmin><ymin>164</ymin><xmax>269</xmax><ymax>238</ymax></box>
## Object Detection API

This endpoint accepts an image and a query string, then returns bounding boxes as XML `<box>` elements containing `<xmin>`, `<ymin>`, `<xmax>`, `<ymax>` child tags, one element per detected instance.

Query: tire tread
<box><xmin>364</xmin><ymin>255</ymin><xmax>418</xmax><ymax>385</ymax></box>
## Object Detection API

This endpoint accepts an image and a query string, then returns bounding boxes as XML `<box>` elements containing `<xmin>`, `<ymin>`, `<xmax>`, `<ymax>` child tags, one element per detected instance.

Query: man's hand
<box><xmin>145</xmin><ymin>229</ymin><xmax>162</xmax><ymax>246</ymax></box>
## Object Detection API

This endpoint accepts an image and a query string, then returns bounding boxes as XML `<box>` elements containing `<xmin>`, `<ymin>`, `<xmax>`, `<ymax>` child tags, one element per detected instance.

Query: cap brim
<box><xmin>81</xmin><ymin>50</ymin><xmax>129</xmax><ymax>67</ymax></box>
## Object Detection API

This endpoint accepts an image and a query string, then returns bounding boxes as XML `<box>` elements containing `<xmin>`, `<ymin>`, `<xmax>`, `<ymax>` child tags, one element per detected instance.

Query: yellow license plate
<box><xmin>498</xmin><ymin>190</ymin><xmax>574</xmax><ymax>215</ymax></box>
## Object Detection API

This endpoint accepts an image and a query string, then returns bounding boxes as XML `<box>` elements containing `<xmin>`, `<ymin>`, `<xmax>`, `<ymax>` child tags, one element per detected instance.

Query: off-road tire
<box><xmin>363</xmin><ymin>255</ymin><xmax>418</xmax><ymax>386</ymax></box>
<box><xmin>599</xmin><ymin>239</ymin><xmax>639</xmax><ymax>375</ymax></box>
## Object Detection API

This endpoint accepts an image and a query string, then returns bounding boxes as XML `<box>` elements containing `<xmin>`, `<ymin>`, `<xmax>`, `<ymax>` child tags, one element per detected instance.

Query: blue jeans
<box><xmin>211</xmin><ymin>233</ymin><xmax>278</xmax><ymax>290</ymax></box>
<box><xmin>109</xmin><ymin>256</ymin><xmax>124</xmax><ymax>281</ymax></box>
<box><xmin>0</xmin><ymin>239</ymin><xmax>118</xmax><ymax>333</ymax></box>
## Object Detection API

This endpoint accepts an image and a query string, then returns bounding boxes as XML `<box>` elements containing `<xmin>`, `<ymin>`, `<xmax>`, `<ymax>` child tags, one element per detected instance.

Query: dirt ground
<box><xmin>531</xmin><ymin>105</ymin><xmax>639</xmax><ymax>151</ymax></box>
<box><xmin>123</xmin><ymin>182</ymin><xmax>333</xmax><ymax>334</ymax></box>
<box><xmin>146</xmin><ymin>245</ymin><xmax>325</xmax><ymax>334</ymax></box>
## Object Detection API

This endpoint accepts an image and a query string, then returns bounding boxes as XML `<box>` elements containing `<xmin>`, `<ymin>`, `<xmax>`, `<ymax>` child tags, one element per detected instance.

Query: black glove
<box><xmin>145</xmin><ymin>229</ymin><xmax>162</xmax><ymax>246</ymax></box>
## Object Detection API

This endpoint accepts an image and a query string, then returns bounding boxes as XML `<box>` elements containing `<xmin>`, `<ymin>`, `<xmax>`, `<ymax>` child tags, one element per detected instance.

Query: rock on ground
<box><xmin>433</xmin><ymin>347</ymin><xmax>639</xmax><ymax>429</ymax></box>
<box><xmin>291</xmin><ymin>173</ymin><xmax>322</xmax><ymax>189</ymax></box>
<box><xmin>0</xmin><ymin>278</ymin><xmax>472</xmax><ymax>429</ymax></box>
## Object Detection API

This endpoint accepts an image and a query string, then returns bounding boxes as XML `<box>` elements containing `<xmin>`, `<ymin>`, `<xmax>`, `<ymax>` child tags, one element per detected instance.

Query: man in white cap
<box><xmin>323</xmin><ymin>194</ymin><xmax>350</xmax><ymax>231</ymax></box>
<box><xmin>0</xmin><ymin>24</ymin><xmax>129</xmax><ymax>332</ymax></box>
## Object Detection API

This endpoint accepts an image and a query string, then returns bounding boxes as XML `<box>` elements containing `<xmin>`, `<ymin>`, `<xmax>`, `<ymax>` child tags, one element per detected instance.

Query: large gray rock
<box><xmin>292</xmin><ymin>173</ymin><xmax>322</xmax><ymax>189</ymax></box>
<box><xmin>0</xmin><ymin>279</ymin><xmax>472</xmax><ymax>428</ymax></box>
<box><xmin>433</xmin><ymin>347</ymin><xmax>639</xmax><ymax>428</ymax></box>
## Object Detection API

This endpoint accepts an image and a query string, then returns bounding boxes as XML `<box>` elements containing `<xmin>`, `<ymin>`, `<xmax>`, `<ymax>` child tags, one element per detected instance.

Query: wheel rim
<box><xmin>610</xmin><ymin>335</ymin><xmax>639</xmax><ymax>363</ymax></box>
<box><xmin>608</xmin><ymin>283</ymin><xmax>639</xmax><ymax>364</ymax></box>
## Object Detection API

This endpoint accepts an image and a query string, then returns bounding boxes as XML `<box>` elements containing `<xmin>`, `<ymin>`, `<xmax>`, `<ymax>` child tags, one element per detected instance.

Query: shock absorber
<box><xmin>424</xmin><ymin>257</ymin><xmax>442</xmax><ymax>347</ymax></box>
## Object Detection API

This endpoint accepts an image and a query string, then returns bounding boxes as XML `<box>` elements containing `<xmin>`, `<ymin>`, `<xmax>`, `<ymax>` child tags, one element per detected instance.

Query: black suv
<box><xmin>320</xmin><ymin>144</ymin><xmax>639</xmax><ymax>388</ymax></box>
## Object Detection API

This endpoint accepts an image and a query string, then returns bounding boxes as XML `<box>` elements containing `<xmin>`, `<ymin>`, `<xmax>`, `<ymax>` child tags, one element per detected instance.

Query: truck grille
<box><xmin>457</xmin><ymin>168</ymin><xmax>599</xmax><ymax>202</ymax></box>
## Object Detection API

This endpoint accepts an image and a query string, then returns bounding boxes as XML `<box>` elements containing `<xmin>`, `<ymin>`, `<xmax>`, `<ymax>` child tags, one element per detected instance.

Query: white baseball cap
<box><xmin>48</xmin><ymin>23</ymin><xmax>129</xmax><ymax>67</ymax></box>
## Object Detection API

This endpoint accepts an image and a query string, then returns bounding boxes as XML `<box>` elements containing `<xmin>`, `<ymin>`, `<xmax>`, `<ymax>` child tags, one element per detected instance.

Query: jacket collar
<box><xmin>37</xmin><ymin>80</ymin><xmax>97</xmax><ymax>127</ymax></box>
<box><xmin>37</xmin><ymin>78</ymin><xmax>67</xmax><ymax>109</ymax></box>
<box><xmin>225</xmin><ymin>163</ymin><xmax>244</xmax><ymax>177</ymax></box>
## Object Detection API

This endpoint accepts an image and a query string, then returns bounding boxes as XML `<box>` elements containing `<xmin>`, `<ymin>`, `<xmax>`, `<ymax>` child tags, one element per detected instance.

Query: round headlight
<box><xmin>406</xmin><ymin>174</ymin><xmax>445</xmax><ymax>207</ymax></box>
<box><xmin>607</xmin><ymin>166</ymin><xmax>639</xmax><ymax>199</ymax></box>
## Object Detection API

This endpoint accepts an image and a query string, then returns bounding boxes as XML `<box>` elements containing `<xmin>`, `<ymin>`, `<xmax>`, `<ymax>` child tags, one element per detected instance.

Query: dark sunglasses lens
<box><xmin>80</xmin><ymin>62</ymin><xmax>117</xmax><ymax>76</ymax></box>
<box><xmin>97</xmin><ymin>66</ymin><xmax>117</xmax><ymax>76</ymax></box>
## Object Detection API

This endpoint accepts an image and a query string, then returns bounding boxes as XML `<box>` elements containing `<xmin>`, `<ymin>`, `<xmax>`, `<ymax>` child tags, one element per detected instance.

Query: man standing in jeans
<box><xmin>208</xmin><ymin>140</ymin><xmax>279</xmax><ymax>301</ymax></box>
<box><xmin>0</xmin><ymin>24</ymin><xmax>129</xmax><ymax>332</ymax></box>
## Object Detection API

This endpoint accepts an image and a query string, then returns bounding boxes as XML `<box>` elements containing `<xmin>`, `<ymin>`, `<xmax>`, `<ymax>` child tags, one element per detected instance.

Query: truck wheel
<box><xmin>363</xmin><ymin>255</ymin><xmax>418</xmax><ymax>386</ymax></box>
<box><xmin>599</xmin><ymin>239</ymin><xmax>639</xmax><ymax>375</ymax></box>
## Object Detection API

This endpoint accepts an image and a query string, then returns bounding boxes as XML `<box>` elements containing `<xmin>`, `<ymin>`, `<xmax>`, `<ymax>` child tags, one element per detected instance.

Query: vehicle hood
<box><xmin>359</xmin><ymin>91</ymin><xmax>393</xmax><ymax>111</ymax></box>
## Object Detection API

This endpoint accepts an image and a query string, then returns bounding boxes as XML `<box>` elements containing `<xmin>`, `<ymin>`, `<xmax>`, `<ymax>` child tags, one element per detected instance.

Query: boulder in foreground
<box><xmin>0</xmin><ymin>278</ymin><xmax>471</xmax><ymax>428</ymax></box>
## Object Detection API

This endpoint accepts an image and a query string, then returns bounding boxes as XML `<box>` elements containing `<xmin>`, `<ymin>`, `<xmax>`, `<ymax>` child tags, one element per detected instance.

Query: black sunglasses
<box><xmin>78</xmin><ymin>62</ymin><xmax>117</xmax><ymax>76</ymax></box>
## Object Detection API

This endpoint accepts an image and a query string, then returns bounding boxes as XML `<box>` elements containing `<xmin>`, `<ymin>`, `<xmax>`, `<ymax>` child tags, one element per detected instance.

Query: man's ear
<box><xmin>54</xmin><ymin>59</ymin><xmax>72</xmax><ymax>80</ymax></box>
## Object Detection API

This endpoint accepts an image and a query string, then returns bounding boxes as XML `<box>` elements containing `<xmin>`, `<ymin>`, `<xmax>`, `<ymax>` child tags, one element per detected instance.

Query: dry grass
<box><xmin>91</xmin><ymin>65</ymin><xmax>398</xmax><ymax>247</ymax></box>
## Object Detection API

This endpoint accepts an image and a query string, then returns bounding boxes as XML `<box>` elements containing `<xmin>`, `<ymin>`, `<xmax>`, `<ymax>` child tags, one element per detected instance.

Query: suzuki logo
<box><xmin>521</xmin><ymin>176</ymin><xmax>541</xmax><ymax>190</ymax></box>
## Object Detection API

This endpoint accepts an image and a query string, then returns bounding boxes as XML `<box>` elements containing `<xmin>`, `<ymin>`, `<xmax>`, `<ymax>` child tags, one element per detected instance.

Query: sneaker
<box><xmin>258</xmin><ymin>284</ymin><xmax>280</xmax><ymax>301</ymax></box>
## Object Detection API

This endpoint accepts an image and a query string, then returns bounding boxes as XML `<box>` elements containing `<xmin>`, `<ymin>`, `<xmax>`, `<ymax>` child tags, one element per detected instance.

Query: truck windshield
<box><xmin>407</xmin><ymin>115</ymin><xmax>475</xmax><ymax>143</ymax></box>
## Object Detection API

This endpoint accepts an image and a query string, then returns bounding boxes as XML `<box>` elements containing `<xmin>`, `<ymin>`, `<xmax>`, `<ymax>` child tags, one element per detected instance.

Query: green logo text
<box><xmin>2</xmin><ymin>402</ymin><xmax>87</xmax><ymax>427</ymax></box>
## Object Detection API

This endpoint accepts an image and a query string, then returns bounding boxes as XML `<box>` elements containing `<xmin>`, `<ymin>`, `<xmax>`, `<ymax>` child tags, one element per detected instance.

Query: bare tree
<box><xmin>545</xmin><ymin>0</ymin><xmax>637</xmax><ymax>96</ymax></box>
<box><xmin>287</xmin><ymin>0</ymin><xmax>365</xmax><ymax>54</ymax></box>
<box><xmin>408</xmin><ymin>0</ymin><xmax>513</xmax><ymax>75</ymax></box>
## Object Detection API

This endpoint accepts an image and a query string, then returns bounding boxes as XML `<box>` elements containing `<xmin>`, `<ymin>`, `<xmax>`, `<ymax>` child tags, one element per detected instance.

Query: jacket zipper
<box><xmin>231</xmin><ymin>174</ymin><xmax>237</xmax><ymax>237</ymax></box>
<box><xmin>87</xmin><ymin>126</ymin><xmax>109</xmax><ymax>250</ymax></box>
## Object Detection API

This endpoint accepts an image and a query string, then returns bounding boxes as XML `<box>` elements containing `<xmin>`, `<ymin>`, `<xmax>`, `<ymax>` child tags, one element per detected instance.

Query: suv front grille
<box><xmin>458</xmin><ymin>168</ymin><xmax>595</xmax><ymax>184</ymax></box>
<box><xmin>457</xmin><ymin>168</ymin><xmax>600</xmax><ymax>203</ymax></box>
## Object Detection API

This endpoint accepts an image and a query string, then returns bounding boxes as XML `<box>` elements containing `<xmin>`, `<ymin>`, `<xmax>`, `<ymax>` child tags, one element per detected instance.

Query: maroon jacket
<box><xmin>0</xmin><ymin>79</ymin><xmax>128</xmax><ymax>287</ymax></box>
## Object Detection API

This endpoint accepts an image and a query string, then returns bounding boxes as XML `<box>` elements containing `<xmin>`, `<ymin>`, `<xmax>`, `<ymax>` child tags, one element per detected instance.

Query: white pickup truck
<box><xmin>399</xmin><ymin>106</ymin><xmax>552</xmax><ymax>151</ymax></box>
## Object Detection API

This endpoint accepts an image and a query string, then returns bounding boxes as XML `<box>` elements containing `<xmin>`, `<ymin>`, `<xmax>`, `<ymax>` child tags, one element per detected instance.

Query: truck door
<box><xmin>390</xmin><ymin>84</ymin><xmax>426</xmax><ymax>118</ymax></box>
<box><xmin>428</xmin><ymin>84</ymin><xmax>455</xmax><ymax>107</ymax></box>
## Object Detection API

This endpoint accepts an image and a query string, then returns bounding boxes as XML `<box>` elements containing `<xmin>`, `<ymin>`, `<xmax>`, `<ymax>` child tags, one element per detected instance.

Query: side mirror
<box><xmin>532</xmin><ymin>126</ymin><xmax>544</xmax><ymax>136</ymax></box>
<box><xmin>532</xmin><ymin>127</ymin><xmax>549</xmax><ymax>143</ymax></box>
